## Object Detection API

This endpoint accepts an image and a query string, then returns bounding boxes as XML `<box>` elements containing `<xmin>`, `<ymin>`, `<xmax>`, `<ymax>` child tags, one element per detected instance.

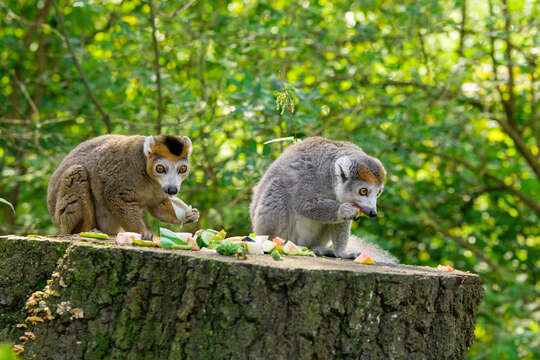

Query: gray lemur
<box><xmin>250</xmin><ymin>136</ymin><xmax>397</xmax><ymax>262</ymax></box>
<box><xmin>47</xmin><ymin>135</ymin><xmax>199</xmax><ymax>239</ymax></box>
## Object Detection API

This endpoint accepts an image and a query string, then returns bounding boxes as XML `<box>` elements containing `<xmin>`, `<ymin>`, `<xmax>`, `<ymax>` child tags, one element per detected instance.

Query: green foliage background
<box><xmin>0</xmin><ymin>0</ymin><xmax>538</xmax><ymax>358</ymax></box>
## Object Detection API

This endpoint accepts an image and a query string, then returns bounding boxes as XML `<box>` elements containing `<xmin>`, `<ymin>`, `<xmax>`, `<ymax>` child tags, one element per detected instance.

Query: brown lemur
<box><xmin>250</xmin><ymin>136</ymin><xmax>397</xmax><ymax>262</ymax></box>
<box><xmin>47</xmin><ymin>135</ymin><xmax>199</xmax><ymax>239</ymax></box>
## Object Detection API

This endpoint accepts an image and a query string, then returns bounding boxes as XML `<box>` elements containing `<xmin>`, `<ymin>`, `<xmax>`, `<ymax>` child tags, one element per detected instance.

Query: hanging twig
<box><xmin>53</xmin><ymin>0</ymin><xmax>112</xmax><ymax>133</ymax></box>
<box><xmin>11</xmin><ymin>73</ymin><xmax>39</xmax><ymax>121</ymax></box>
<box><xmin>169</xmin><ymin>0</ymin><xmax>198</xmax><ymax>18</ymax></box>
<box><xmin>148</xmin><ymin>0</ymin><xmax>163</xmax><ymax>134</ymax></box>
<box><xmin>278</xmin><ymin>71</ymin><xmax>297</xmax><ymax>141</ymax></box>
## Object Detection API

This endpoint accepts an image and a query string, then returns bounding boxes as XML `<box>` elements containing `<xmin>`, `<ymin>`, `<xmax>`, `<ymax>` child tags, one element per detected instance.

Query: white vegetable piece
<box><xmin>254</xmin><ymin>235</ymin><xmax>269</xmax><ymax>243</ymax></box>
<box><xmin>175</xmin><ymin>232</ymin><xmax>193</xmax><ymax>242</ymax></box>
<box><xmin>282</xmin><ymin>241</ymin><xmax>300</xmax><ymax>254</ymax></box>
<box><xmin>116</xmin><ymin>232</ymin><xmax>141</xmax><ymax>245</ymax></box>
<box><xmin>262</xmin><ymin>240</ymin><xmax>276</xmax><ymax>253</ymax></box>
<box><xmin>244</xmin><ymin>240</ymin><xmax>264</xmax><ymax>255</ymax></box>
<box><xmin>170</xmin><ymin>196</ymin><xmax>192</xmax><ymax>222</ymax></box>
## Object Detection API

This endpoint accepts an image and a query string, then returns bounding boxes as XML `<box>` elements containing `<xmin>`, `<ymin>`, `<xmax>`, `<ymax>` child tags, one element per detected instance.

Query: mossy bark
<box><xmin>0</xmin><ymin>236</ymin><xmax>484</xmax><ymax>359</ymax></box>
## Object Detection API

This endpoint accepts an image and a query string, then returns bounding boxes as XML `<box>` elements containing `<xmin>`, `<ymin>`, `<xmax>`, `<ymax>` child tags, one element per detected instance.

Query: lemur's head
<box><xmin>143</xmin><ymin>135</ymin><xmax>192</xmax><ymax>196</ymax></box>
<box><xmin>334</xmin><ymin>154</ymin><xmax>386</xmax><ymax>218</ymax></box>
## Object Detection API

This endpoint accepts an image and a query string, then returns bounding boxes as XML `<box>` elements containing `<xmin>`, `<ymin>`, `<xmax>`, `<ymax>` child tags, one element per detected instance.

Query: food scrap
<box><xmin>116</xmin><ymin>232</ymin><xmax>141</xmax><ymax>245</ymax></box>
<box><xmin>352</xmin><ymin>204</ymin><xmax>363</xmax><ymax>221</ymax></box>
<box><xmin>436</xmin><ymin>264</ymin><xmax>455</xmax><ymax>272</ymax></box>
<box><xmin>196</xmin><ymin>228</ymin><xmax>227</xmax><ymax>249</ymax></box>
<box><xmin>170</xmin><ymin>196</ymin><xmax>193</xmax><ymax>222</ymax></box>
<box><xmin>354</xmin><ymin>252</ymin><xmax>374</xmax><ymax>264</ymax></box>
<box><xmin>271</xmin><ymin>249</ymin><xmax>284</xmax><ymax>261</ymax></box>
<box><xmin>158</xmin><ymin>227</ymin><xmax>191</xmax><ymax>249</ymax></box>
<box><xmin>79</xmin><ymin>232</ymin><xmax>109</xmax><ymax>240</ymax></box>
<box><xmin>272</xmin><ymin>236</ymin><xmax>286</xmax><ymax>246</ymax></box>
<box><xmin>216</xmin><ymin>240</ymin><xmax>240</xmax><ymax>256</ymax></box>
<box><xmin>126</xmin><ymin>227</ymin><xmax>317</xmax><ymax>260</ymax></box>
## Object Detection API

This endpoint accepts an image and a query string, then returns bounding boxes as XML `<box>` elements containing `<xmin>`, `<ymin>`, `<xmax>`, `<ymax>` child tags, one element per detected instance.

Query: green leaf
<box><xmin>0</xmin><ymin>198</ymin><xmax>14</xmax><ymax>213</ymax></box>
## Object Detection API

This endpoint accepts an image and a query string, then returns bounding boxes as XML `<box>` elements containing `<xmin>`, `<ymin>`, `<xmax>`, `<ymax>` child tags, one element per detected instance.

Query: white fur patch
<box><xmin>143</xmin><ymin>136</ymin><xmax>155</xmax><ymax>157</ymax></box>
<box><xmin>335</xmin><ymin>156</ymin><xmax>352</xmax><ymax>177</ymax></box>
<box><xmin>183</xmin><ymin>136</ymin><xmax>193</xmax><ymax>156</ymax></box>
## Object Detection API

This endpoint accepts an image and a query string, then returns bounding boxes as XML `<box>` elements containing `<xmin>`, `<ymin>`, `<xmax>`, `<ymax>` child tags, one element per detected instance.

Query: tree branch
<box><xmin>493</xmin><ymin>116</ymin><xmax>540</xmax><ymax>179</ymax></box>
<box><xmin>421</xmin><ymin>206</ymin><xmax>504</xmax><ymax>277</ymax></box>
<box><xmin>501</xmin><ymin>0</ymin><xmax>518</xmax><ymax>129</ymax></box>
<box><xmin>457</xmin><ymin>0</ymin><xmax>467</xmax><ymax>56</ymax></box>
<box><xmin>168</xmin><ymin>0</ymin><xmax>198</xmax><ymax>18</ymax></box>
<box><xmin>53</xmin><ymin>0</ymin><xmax>112</xmax><ymax>133</ymax></box>
<box><xmin>417</xmin><ymin>29</ymin><xmax>432</xmax><ymax>77</ymax></box>
<box><xmin>148</xmin><ymin>0</ymin><xmax>163</xmax><ymax>134</ymax></box>
<box><xmin>407</xmin><ymin>146</ymin><xmax>540</xmax><ymax>216</ymax></box>
<box><xmin>83</xmin><ymin>10</ymin><xmax>119</xmax><ymax>45</ymax></box>
<box><xmin>526</xmin><ymin>56</ymin><xmax>540</xmax><ymax>150</ymax></box>
<box><xmin>11</xmin><ymin>73</ymin><xmax>39</xmax><ymax>121</ymax></box>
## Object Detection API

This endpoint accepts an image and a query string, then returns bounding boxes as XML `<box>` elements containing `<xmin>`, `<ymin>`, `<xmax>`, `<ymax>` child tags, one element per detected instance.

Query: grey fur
<box><xmin>250</xmin><ymin>136</ymin><xmax>395</xmax><ymax>260</ymax></box>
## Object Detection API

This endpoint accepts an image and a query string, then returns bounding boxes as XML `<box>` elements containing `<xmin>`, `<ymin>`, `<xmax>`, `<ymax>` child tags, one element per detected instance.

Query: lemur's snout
<box><xmin>164</xmin><ymin>185</ymin><xmax>178</xmax><ymax>195</ymax></box>
<box><xmin>358</xmin><ymin>205</ymin><xmax>377</xmax><ymax>218</ymax></box>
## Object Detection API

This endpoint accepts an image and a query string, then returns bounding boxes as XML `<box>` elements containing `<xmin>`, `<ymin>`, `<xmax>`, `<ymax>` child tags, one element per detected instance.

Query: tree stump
<box><xmin>0</xmin><ymin>235</ymin><xmax>484</xmax><ymax>359</ymax></box>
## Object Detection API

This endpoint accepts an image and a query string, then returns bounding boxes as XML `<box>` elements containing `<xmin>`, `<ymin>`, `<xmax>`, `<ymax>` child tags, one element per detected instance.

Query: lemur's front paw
<box><xmin>337</xmin><ymin>203</ymin><xmax>358</xmax><ymax>220</ymax></box>
<box><xmin>185</xmin><ymin>207</ymin><xmax>199</xmax><ymax>223</ymax></box>
<box><xmin>142</xmin><ymin>229</ymin><xmax>154</xmax><ymax>240</ymax></box>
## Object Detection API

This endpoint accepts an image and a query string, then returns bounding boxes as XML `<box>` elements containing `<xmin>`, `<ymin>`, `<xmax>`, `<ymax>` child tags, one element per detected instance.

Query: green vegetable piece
<box><xmin>26</xmin><ymin>234</ymin><xmax>43</xmax><ymax>238</ymax></box>
<box><xmin>132</xmin><ymin>239</ymin><xmax>154</xmax><ymax>247</ymax></box>
<box><xmin>157</xmin><ymin>237</ymin><xmax>176</xmax><ymax>249</ymax></box>
<box><xmin>196</xmin><ymin>231</ymin><xmax>211</xmax><ymax>248</ymax></box>
<box><xmin>216</xmin><ymin>240</ymin><xmax>240</xmax><ymax>256</ymax></box>
<box><xmin>271</xmin><ymin>249</ymin><xmax>284</xmax><ymax>261</ymax></box>
<box><xmin>79</xmin><ymin>232</ymin><xmax>109</xmax><ymax>239</ymax></box>
<box><xmin>288</xmin><ymin>246</ymin><xmax>316</xmax><ymax>257</ymax></box>
<box><xmin>171</xmin><ymin>244</ymin><xmax>193</xmax><ymax>250</ymax></box>
<box><xmin>197</xmin><ymin>229</ymin><xmax>225</xmax><ymax>248</ymax></box>
<box><xmin>217</xmin><ymin>229</ymin><xmax>227</xmax><ymax>240</ymax></box>
<box><xmin>159</xmin><ymin>227</ymin><xmax>188</xmax><ymax>245</ymax></box>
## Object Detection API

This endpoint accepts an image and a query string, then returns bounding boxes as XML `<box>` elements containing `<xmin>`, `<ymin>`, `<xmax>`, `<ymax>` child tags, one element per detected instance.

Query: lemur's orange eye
<box><xmin>178</xmin><ymin>165</ymin><xmax>188</xmax><ymax>174</ymax></box>
<box><xmin>359</xmin><ymin>188</ymin><xmax>368</xmax><ymax>196</ymax></box>
<box><xmin>155</xmin><ymin>165</ymin><xmax>166</xmax><ymax>174</ymax></box>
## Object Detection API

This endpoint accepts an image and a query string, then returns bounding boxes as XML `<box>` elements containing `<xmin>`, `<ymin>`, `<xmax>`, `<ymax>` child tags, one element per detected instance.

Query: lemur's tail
<box><xmin>347</xmin><ymin>235</ymin><xmax>399</xmax><ymax>264</ymax></box>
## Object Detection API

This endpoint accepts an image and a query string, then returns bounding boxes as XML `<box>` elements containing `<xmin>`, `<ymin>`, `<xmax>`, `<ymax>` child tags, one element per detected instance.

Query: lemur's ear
<box><xmin>183</xmin><ymin>136</ymin><xmax>193</xmax><ymax>156</ymax></box>
<box><xmin>143</xmin><ymin>136</ymin><xmax>155</xmax><ymax>158</ymax></box>
<box><xmin>335</xmin><ymin>156</ymin><xmax>352</xmax><ymax>181</ymax></box>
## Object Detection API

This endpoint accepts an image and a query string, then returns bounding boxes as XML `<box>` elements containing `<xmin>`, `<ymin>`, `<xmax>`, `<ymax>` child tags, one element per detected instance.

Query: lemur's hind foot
<box><xmin>313</xmin><ymin>247</ymin><xmax>358</xmax><ymax>259</ymax></box>
<box><xmin>52</xmin><ymin>164</ymin><xmax>96</xmax><ymax>234</ymax></box>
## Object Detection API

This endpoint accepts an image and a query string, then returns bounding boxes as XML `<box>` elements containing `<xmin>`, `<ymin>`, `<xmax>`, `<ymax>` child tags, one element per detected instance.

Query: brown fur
<box><xmin>151</xmin><ymin>136</ymin><xmax>191</xmax><ymax>161</ymax></box>
<box><xmin>356</xmin><ymin>163</ymin><xmax>384</xmax><ymax>185</ymax></box>
<box><xmin>47</xmin><ymin>135</ymin><xmax>195</xmax><ymax>239</ymax></box>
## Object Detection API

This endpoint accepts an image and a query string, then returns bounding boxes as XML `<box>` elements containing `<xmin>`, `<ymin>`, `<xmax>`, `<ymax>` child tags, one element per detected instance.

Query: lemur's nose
<box><xmin>164</xmin><ymin>186</ymin><xmax>178</xmax><ymax>195</ymax></box>
<box><xmin>368</xmin><ymin>209</ymin><xmax>377</xmax><ymax>217</ymax></box>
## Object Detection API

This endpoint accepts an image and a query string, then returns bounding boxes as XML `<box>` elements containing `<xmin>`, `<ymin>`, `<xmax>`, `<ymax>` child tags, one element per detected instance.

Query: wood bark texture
<box><xmin>0</xmin><ymin>236</ymin><xmax>484</xmax><ymax>360</ymax></box>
